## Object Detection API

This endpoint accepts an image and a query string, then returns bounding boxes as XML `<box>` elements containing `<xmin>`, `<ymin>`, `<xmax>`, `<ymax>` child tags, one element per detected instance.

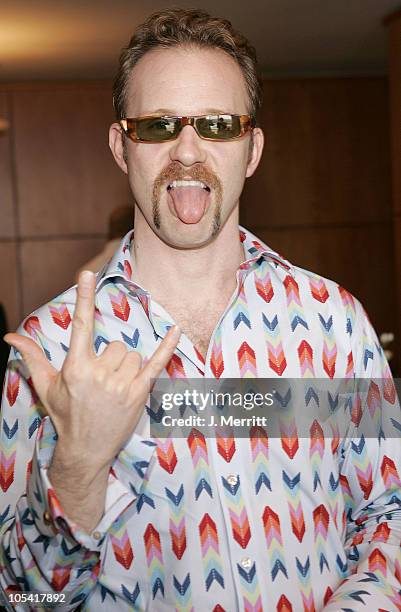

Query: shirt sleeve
<box><xmin>324</xmin><ymin>299</ymin><xmax>401</xmax><ymax>611</ymax></box>
<box><xmin>0</xmin><ymin>333</ymin><xmax>156</xmax><ymax>610</ymax></box>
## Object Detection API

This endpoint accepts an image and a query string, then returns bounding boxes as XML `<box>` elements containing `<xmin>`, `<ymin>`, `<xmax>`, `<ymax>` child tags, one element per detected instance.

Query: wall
<box><xmin>0</xmin><ymin>81</ymin><xmax>129</xmax><ymax>331</ymax></box>
<box><xmin>385</xmin><ymin>10</ymin><xmax>401</xmax><ymax>373</ymax></box>
<box><xmin>0</xmin><ymin>77</ymin><xmax>395</xmax><ymax>346</ymax></box>
<box><xmin>241</xmin><ymin>77</ymin><xmax>395</xmax><ymax>339</ymax></box>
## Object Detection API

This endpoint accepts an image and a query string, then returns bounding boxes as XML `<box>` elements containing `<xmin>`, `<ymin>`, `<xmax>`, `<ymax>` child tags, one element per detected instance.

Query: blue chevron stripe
<box><xmin>271</xmin><ymin>558</ymin><xmax>288</xmax><ymax>581</ymax></box>
<box><xmin>318</xmin><ymin>314</ymin><xmax>333</xmax><ymax>332</ymax></box>
<box><xmin>233</xmin><ymin>312</ymin><xmax>251</xmax><ymax>330</ymax></box>
<box><xmin>291</xmin><ymin>314</ymin><xmax>309</xmax><ymax>332</ymax></box>
<box><xmin>205</xmin><ymin>568</ymin><xmax>224</xmax><ymax>591</ymax></box>
<box><xmin>255</xmin><ymin>471</ymin><xmax>271</xmax><ymax>494</ymax></box>
<box><xmin>173</xmin><ymin>573</ymin><xmax>191</xmax><ymax>596</ymax></box>
<box><xmin>305</xmin><ymin>387</ymin><xmax>319</xmax><ymax>406</ymax></box>
<box><xmin>166</xmin><ymin>485</ymin><xmax>184</xmax><ymax>506</ymax></box>
<box><xmin>262</xmin><ymin>313</ymin><xmax>278</xmax><ymax>331</ymax></box>
<box><xmin>121</xmin><ymin>329</ymin><xmax>141</xmax><ymax>349</ymax></box>
<box><xmin>195</xmin><ymin>477</ymin><xmax>213</xmax><ymax>500</ymax></box>
<box><xmin>121</xmin><ymin>582</ymin><xmax>141</xmax><ymax>605</ymax></box>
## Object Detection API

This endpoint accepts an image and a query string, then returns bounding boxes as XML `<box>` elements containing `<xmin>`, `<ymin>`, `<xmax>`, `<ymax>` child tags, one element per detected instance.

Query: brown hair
<box><xmin>113</xmin><ymin>7</ymin><xmax>263</xmax><ymax>120</ymax></box>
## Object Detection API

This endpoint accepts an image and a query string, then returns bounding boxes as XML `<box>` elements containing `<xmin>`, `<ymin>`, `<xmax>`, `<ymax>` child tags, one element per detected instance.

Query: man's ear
<box><xmin>109</xmin><ymin>123</ymin><xmax>128</xmax><ymax>174</ymax></box>
<box><xmin>245</xmin><ymin>127</ymin><xmax>264</xmax><ymax>178</ymax></box>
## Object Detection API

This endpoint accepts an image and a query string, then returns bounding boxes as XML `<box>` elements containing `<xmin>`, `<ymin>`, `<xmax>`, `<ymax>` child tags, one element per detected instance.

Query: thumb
<box><xmin>4</xmin><ymin>333</ymin><xmax>56</xmax><ymax>403</ymax></box>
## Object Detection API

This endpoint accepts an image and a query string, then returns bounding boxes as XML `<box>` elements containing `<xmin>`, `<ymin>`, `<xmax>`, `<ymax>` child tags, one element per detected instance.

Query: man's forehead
<box><xmin>125</xmin><ymin>46</ymin><xmax>249</xmax><ymax>116</ymax></box>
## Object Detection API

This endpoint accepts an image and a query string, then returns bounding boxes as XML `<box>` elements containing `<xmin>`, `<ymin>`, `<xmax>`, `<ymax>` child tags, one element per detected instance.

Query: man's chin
<box><xmin>154</xmin><ymin>220</ymin><xmax>221</xmax><ymax>250</ymax></box>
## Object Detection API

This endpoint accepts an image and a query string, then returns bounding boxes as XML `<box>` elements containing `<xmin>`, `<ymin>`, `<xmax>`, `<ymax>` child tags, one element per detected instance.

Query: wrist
<box><xmin>49</xmin><ymin>444</ymin><xmax>110</xmax><ymax>492</ymax></box>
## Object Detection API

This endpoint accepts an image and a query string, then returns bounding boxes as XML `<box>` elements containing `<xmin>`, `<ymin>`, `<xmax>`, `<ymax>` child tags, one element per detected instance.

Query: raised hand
<box><xmin>4</xmin><ymin>270</ymin><xmax>180</xmax><ymax>531</ymax></box>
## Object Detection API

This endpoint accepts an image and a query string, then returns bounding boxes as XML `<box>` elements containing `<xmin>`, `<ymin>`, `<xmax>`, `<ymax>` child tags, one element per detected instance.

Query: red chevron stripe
<box><xmin>51</xmin><ymin>566</ymin><xmax>71</xmax><ymax>592</ymax></box>
<box><xmin>338</xmin><ymin>286</ymin><xmax>355</xmax><ymax>309</ymax></box>
<box><xmin>170</xmin><ymin>521</ymin><xmax>187</xmax><ymax>559</ymax></box>
<box><xmin>112</xmin><ymin>538</ymin><xmax>134</xmax><ymax>570</ymax></box>
<box><xmin>298</xmin><ymin>340</ymin><xmax>314</xmax><ymax>374</ymax></box>
<box><xmin>250</xmin><ymin>426</ymin><xmax>269</xmax><ymax>450</ymax></box>
<box><xmin>395</xmin><ymin>559</ymin><xmax>401</xmax><ymax>583</ymax></box>
<box><xmin>345</xmin><ymin>351</ymin><xmax>354</xmax><ymax>377</ymax></box>
<box><xmin>372</xmin><ymin>522</ymin><xmax>390</xmax><ymax>542</ymax></box>
<box><xmin>210</xmin><ymin>350</ymin><xmax>224</xmax><ymax>378</ymax></box>
<box><xmin>310</xmin><ymin>420</ymin><xmax>324</xmax><ymax>451</ymax></box>
<box><xmin>368</xmin><ymin>548</ymin><xmax>386</xmax><ymax>576</ymax></box>
<box><xmin>166</xmin><ymin>353</ymin><xmax>186</xmax><ymax>378</ymax></box>
<box><xmin>323</xmin><ymin>588</ymin><xmax>333</xmax><ymax>606</ymax></box>
<box><xmin>255</xmin><ymin>274</ymin><xmax>274</xmax><ymax>303</ymax></box>
<box><xmin>289</xmin><ymin>506</ymin><xmax>305</xmax><ymax>543</ymax></box>
<box><xmin>16</xmin><ymin>515</ymin><xmax>25</xmax><ymax>551</ymax></box>
<box><xmin>262</xmin><ymin>506</ymin><xmax>281</xmax><ymax>538</ymax></box>
<box><xmin>199</xmin><ymin>513</ymin><xmax>218</xmax><ymax>547</ymax></box>
<box><xmin>26</xmin><ymin>459</ymin><xmax>32</xmax><ymax>487</ymax></box>
<box><xmin>49</xmin><ymin>304</ymin><xmax>71</xmax><ymax>330</ymax></box>
<box><xmin>357</xmin><ymin>468</ymin><xmax>373</xmax><ymax>500</ymax></box>
<box><xmin>237</xmin><ymin>341</ymin><xmax>256</xmax><ymax>365</ymax></box>
<box><xmin>280</xmin><ymin>425</ymin><xmax>299</xmax><ymax>459</ymax></box>
<box><xmin>351</xmin><ymin>395</ymin><xmax>362</xmax><ymax>427</ymax></box>
<box><xmin>157</xmin><ymin>441</ymin><xmax>178</xmax><ymax>474</ymax></box>
<box><xmin>0</xmin><ymin>456</ymin><xmax>15</xmax><ymax>492</ymax></box>
<box><xmin>144</xmin><ymin>523</ymin><xmax>162</xmax><ymax>557</ymax></box>
<box><xmin>284</xmin><ymin>275</ymin><xmax>300</xmax><ymax>301</ymax></box>
<box><xmin>124</xmin><ymin>259</ymin><xmax>132</xmax><ymax>279</ymax></box>
<box><xmin>277</xmin><ymin>594</ymin><xmax>293</xmax><ymax>612</ymax></box>
<box><xmin>110</xmin><ymin>293</ymin><xmax>130</xmax><ymax>321</ymax></box>
<box><xmin>217</xmin><ymin>432</ymin><xmax>236</xmax><ymax>462</ymax></box>
<box><xmin>268</xmin><ymin>346</ymin><xmax>287</xmax><ymax>376</ymax></box>
<box><xmin>23</xmin><ymin>315</ymin><xmax>42</xmax><ymax>338</ymax></box>
<box><xmin>381</xmin><ymin>456</ymin><xmax>401</xmax><ymax>487</ymax></box>
<box><xmin>322</xmin><ymin>344</ymin><xmax>336</xmax><ymax>379</ymax></box>
<box><xmin>313</xmin><ymin>504</ymin><xmax>329</xmax><ymax>534</ymax></box>
<box><xmin>309</xmin><ymin>278</ymin><xmax>329</xmax><ymax>303</ymax></box>
<box><xmin>230</xmin><ymin>511</ymin><xmax>251</xmax><ymax>549</ymax></box>
<box><xmin>187</xmin><ymin>428</ymin><xmax>207</xmax><ymax>458</ymax></box>
<box><xmin>6</xmin><ymin>371</ymin><xmax>20</xmax><ymax>406</ymax></box>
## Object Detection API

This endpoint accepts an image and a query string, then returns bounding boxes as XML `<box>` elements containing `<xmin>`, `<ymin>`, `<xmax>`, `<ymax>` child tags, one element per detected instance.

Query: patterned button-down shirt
<box><xmin>1</xmin><ymin>227</ymin><xmax>401</xmax><ymax>611</ymax></box>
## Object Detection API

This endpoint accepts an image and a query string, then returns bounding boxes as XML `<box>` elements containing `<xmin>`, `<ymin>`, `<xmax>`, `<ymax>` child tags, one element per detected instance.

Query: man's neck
<box><xmin>130</xmin><ymin>207</ymin><xmax>244</xmax><ymax>304</ymax></box>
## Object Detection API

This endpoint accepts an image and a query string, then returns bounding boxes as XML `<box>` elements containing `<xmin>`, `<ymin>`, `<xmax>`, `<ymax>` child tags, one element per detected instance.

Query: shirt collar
<box><xmin>239</xmin><ymin>226</ymin><xmax>294</xmax><ymax>275</ymax></box>
<box><xmin>96</xmin><ymin>225</ymin><xmax>295</xmax><ymax>291</ymax></box>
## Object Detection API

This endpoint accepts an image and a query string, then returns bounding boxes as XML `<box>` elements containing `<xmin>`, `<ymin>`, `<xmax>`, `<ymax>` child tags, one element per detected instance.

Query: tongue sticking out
<box><xmin>168</xmin><ymin>186</ymin><xmax>210</xmax><ymax>224</ymax></box>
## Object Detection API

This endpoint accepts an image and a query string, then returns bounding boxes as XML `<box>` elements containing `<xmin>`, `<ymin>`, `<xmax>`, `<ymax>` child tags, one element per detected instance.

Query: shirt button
<box><xmin>227</xmin><ymin>474</ymin><xmax>238</xmax><ymax>486</ymax></box>
<box><xmin>92</xmin><ymin>530</ymin><xmax>102</xmax><ymax>541</ymax></box>
<box><xmin>240</xmin><ymin>556</ymin><xmax>252</xmax><ymax>570</ymax></box>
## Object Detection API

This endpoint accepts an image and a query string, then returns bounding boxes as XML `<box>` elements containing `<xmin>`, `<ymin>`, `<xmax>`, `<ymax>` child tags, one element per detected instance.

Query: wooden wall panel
<box><xmin>20</xmin><ymin>238</ymin><xmax>105</xmax><ymax>317</ymax></box>
<box><xmin>242</xmin><ymin>78</ymin><xmax>391</xmax><ymax>229</ymax></box>
<box><xmin>12</xmin><ymin>83</ymin><xmax>129</xmax><ymax>237</ymax></box>
<box><xmin>388</xmin><ymin>19</ymin><xmax>401</xmax><ymax>216</ymax></box>
<box><xmin>241</xmin><ymin>77</ymin><xmax>395</xmax><ymax>345</ymax></box>
<box><xmin>0</xmin><ymin>92</ymin><xmax>15</xmax><ymax>238</ymax></box>
<box><xmin>385</xmin><ymin>12</ymin><xmax>401</xmax><ymax>373</ymax></box>
<box><xmin>0</xmin><ymin>243</ymin><xmax>20</xmax><ymax>332</ymax></box>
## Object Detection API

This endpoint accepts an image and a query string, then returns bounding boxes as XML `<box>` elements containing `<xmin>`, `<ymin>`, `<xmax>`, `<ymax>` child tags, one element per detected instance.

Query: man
<box><xmin>1</xmin><ymin>8</ymin><xmax>401</xmax><ymax>611</ymax></box>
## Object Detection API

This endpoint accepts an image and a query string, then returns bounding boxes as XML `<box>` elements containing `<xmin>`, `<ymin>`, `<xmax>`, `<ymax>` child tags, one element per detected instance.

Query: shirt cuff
<box><xmin>27</xmin><ymin>416</ymin><xmax>157</xmax><ymax>550</ymax></box>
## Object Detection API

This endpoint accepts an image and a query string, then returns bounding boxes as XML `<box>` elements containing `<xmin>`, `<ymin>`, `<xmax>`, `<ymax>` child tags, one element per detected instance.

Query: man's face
<box><xmin>110</xmin><ymin>45</ymin><xmax>264</xmax><ymax>249</ymax></box>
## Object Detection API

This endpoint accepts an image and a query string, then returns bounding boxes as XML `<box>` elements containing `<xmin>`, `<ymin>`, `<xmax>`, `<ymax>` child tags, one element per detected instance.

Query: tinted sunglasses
<box><xmin>119</xmin><ymin>114</ymin><xmax>255</xmax><ymax>143</ymax></box>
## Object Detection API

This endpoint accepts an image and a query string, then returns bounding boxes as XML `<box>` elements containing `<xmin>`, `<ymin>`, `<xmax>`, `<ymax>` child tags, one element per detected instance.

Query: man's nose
<box><xmin>169</xmin><ymin>124</ymin><xmax>207</xmax><ymax>166</ymax></box>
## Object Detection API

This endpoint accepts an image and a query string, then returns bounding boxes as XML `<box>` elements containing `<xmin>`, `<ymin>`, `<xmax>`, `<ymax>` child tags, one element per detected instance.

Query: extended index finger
<box><xmin>68</xmin><ymin>270</ymin><xmax>96</xmax><ymax>359</ymax></box>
